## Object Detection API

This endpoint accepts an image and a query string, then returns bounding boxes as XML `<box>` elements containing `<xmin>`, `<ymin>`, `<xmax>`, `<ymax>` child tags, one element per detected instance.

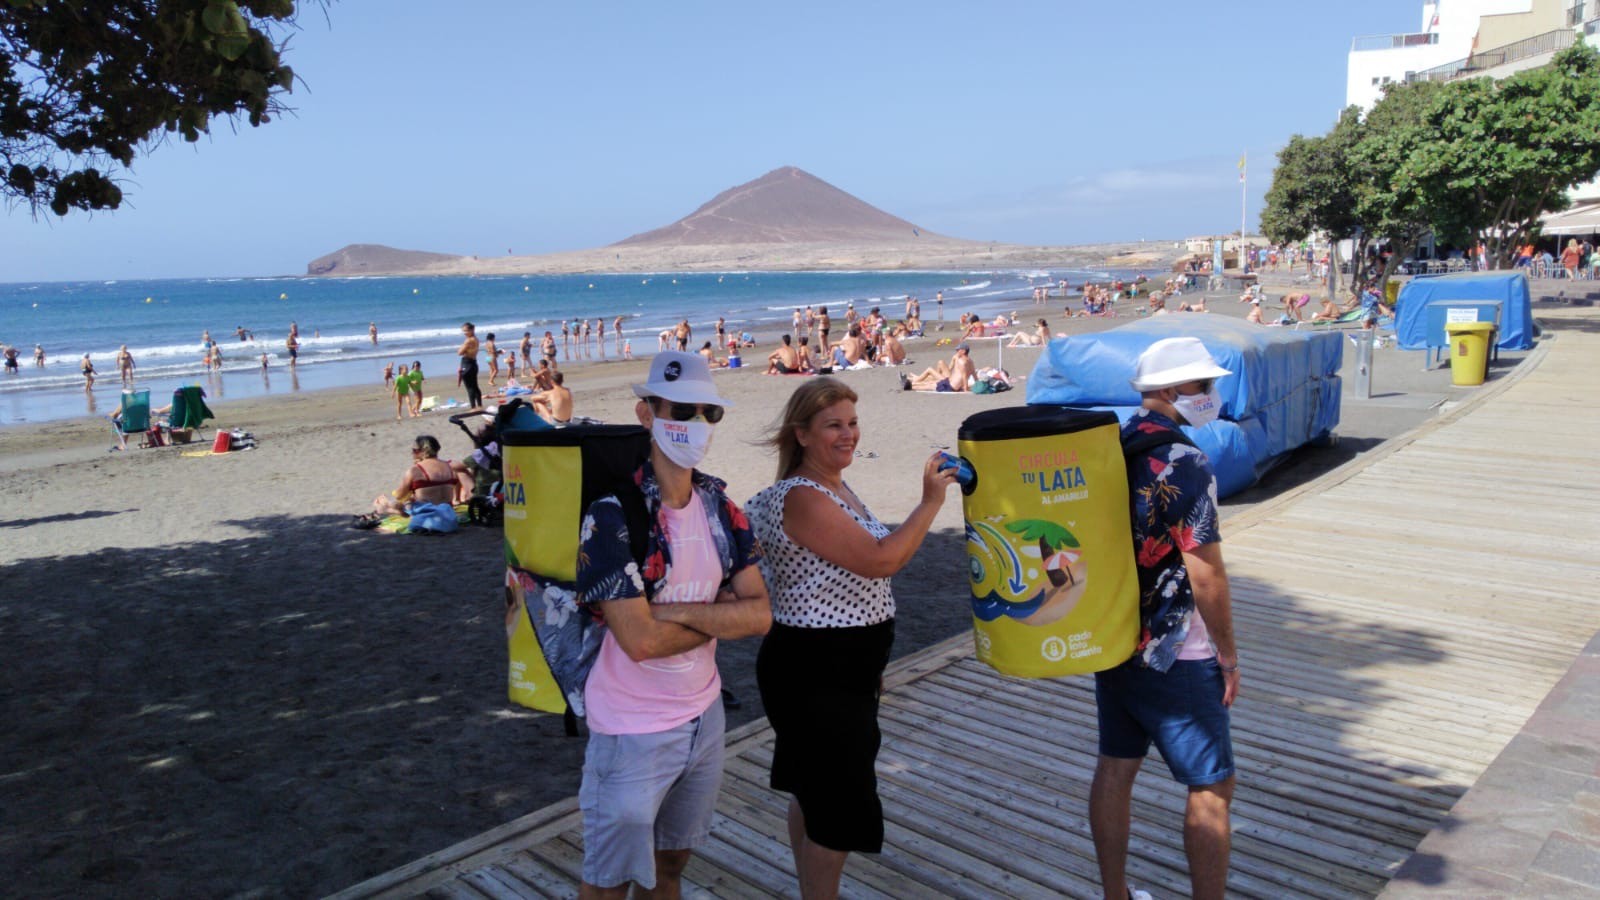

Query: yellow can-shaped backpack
<box><xmin>955</xmin><ymin>406</ymin><xmax>1139</xmax><ymax>677</ymax></box>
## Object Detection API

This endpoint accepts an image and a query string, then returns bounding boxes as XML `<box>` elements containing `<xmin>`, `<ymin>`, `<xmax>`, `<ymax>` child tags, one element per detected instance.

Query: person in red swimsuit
<box><xmin>367</xmin><ymin>435</ymin><xmax>463</xmax><ymax>519</ymax></box>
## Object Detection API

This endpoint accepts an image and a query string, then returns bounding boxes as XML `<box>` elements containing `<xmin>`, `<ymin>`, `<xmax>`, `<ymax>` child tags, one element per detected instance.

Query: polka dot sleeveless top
<box><xmin>746</xmin><ymin>477</ymin><xmax>895</xmax><ymax>628</ymax></box>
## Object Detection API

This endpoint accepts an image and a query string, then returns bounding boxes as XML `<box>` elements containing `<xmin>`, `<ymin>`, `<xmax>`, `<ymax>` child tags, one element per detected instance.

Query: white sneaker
<box><xmin>1129</xmin><ymin>889</ymin><xmax>1154</xmax><ymax>900</ymax></box>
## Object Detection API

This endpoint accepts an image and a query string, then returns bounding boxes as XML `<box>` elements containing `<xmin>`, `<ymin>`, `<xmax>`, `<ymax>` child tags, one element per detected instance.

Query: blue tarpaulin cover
<box><xmin>1395</xmin><ymin>271</ymin><xmax>1533</xmax><ymax>351</ymax></box>
<box><xmin>1025</xmin><ymin>315</ymin><xmax>1343</xmax><ymax>498</ymax></box>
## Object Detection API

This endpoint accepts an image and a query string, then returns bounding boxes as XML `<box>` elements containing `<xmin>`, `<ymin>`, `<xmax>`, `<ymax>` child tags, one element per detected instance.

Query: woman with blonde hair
<box><xmin>745</xmin><ymin>377</ymin><xmax>956</xmax><ymax>898</ymax></box>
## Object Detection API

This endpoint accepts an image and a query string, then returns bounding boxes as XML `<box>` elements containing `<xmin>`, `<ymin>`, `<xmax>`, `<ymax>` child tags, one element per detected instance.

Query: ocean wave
<box><xmin>950</xmin><ymin>280</ymin><xmax>991</xmax><ymax>292</ymax></box>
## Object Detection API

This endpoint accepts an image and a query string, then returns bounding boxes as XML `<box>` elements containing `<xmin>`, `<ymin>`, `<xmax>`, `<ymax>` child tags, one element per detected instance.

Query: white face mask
<box><xmin>1171</xmin><ymin>386</ymin><xmax>1223</xmax><ymax>427</ymax></box>
<box><xmin>652</xmin><ymin>417</ymin><xmax>715</xmax><ymax>469</ymax></box>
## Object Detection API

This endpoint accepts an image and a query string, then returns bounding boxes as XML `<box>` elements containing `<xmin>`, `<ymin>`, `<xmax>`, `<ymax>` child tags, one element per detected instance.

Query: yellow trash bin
<box><xmin>1444</xmin><ymin>321</ymin><xmax>1493</xmax><ymax>387</ymax></box>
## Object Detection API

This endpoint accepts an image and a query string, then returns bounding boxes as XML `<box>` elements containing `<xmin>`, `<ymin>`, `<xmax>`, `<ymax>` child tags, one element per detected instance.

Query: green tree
<box><xmin>1262</xmin><ymin>106</ymin><xmax>1366</xmax><ymax>298</ymax></box>
<box><xmin>1</xmin><ymin>0</ymin><xmax>302</xmax><ymax>215</ymax></box>
<box><xmin>1348</xmin><ymin>77</ymin><xmax>1447</xmax><ymax>292</ymax></box>
<box><xmin>1417</xmin><ymin>42</ymin><xmax>1600</xmax><ymax>268</ymax></box>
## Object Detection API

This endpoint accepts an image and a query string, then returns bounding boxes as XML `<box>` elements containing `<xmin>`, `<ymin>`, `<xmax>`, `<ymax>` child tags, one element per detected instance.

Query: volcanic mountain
<box><xmin>613</xmin><ymin>166</ymin><xmax>937</xmax><ymax>246</ymax></box>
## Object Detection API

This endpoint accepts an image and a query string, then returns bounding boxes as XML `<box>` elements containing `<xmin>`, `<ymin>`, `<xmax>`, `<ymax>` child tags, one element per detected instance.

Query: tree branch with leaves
<box><xmin>0</xmin><ymin>0</ymin><xmax>306</xmax><ymax>215</ymax></box>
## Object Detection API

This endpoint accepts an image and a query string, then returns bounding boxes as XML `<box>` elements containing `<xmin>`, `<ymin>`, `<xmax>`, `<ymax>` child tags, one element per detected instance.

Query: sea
<box><xmin>0</xmin><ymin>268</ymin><xmax>1154</xmax><ymax>425</ymax></box>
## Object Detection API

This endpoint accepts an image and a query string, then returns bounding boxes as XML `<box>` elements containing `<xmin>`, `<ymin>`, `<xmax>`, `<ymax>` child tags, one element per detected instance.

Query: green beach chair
<box><xmin>166</xmin><ymin>385</ymin><xmax>215</xmax><ymax>443</ymax></box>
<box><xmin>110</xmin><ymin>389</ymin><xmax>160</xmax><ymax>450</ymax></box>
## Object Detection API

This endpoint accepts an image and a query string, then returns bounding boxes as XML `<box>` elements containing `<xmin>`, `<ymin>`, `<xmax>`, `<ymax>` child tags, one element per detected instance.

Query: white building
<box><xmin>1345</xmin><ymin>0</ymin><xmax>1598</xmax><ymax>111</ymax></box>
<box><xmin>1347</xmin><ymin>0</ymin><xmax>1600</xmax><ymax>208</ymax></box>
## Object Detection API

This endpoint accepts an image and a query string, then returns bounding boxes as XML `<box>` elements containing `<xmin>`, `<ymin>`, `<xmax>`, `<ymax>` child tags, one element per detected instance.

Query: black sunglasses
<box><xmin>659</xmin><ymin>401</ymin><xmax>725</xmax><ymax>424</ymax></box>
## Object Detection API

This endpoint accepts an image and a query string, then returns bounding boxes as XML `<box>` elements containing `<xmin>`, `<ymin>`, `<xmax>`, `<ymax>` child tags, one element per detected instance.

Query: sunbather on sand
<box><xmin>902</xmin><ymin>344</ymin><xmax>975</xmax><ymax>392</ymax></box>
<box><xmin>766</xmin><ymin>334</ymin><xmax>800</xmax><ymax>374</ymax></box>
<box><xmin>360</xmin><ymin>435</ymin><xmax>465</xmax><ymax>526</ymax></box>
<box><xmin>1007</xmin><ymin>319</ymin><xmax>1051</xmax><ymax>347</ymax></box>
<box><xmin>831</xmin><ymin>325</ymin><xmax>869</xmax><ymax>368</ymax></box>
<box><xmin>529</xmin><ymin>371</ymin><xmax>574</xmax><ymax>425</ymax></box>
<box><xmin>796</xmin><ymin>335</ymin><xmax>817</xmax><ymax>373</ymax></box>
<box><xmin>880</xmin><ymin>325</ymin><xmax>907</xmax><ymax>365</ymax></box>
<box><xmin>698</xmin><ymin>341</ymin><xmax>729</xmax><ymax>369</ymax></box>
<box><xmin>1309</xmin><ymin>296</ymin><xmax>1342</xmax><ymax>323</ymax></box>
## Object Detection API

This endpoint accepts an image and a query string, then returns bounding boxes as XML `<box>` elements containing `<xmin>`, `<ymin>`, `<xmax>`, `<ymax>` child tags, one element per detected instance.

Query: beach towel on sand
<box><xmin>377</xmin><ymin>502</ymin><xmax>468</xmax><ymax>534</ymax></box>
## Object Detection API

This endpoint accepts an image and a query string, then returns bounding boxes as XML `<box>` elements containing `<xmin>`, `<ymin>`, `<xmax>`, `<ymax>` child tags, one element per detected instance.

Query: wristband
<box><xmin>1218</xmin><ymin>661</ymin><xmax>1238</xmax><ymax>673</ymax></box>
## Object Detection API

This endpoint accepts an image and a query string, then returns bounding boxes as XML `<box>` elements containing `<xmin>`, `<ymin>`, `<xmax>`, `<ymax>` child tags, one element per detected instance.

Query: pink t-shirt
<box><xmin>584</xmin><ymin>492</ymin><xmax>723</xmax><ymax>735</ymax></box>
<box><xmin>1178</xmin><ymin>610</ymin><xmax>1214</xmax><ymax>661</ymax></box>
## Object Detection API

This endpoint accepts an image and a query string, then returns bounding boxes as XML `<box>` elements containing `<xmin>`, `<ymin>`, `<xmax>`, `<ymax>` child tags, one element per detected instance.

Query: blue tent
<box><xmin>1395</xmin><ymin>271</ymin><xmax>1533</xmax><ymax>351</ymax></box>
<box><xmin>1025</xmin><ymin>315</ymin><xmax>1342</xmax><ymax>498</ymax></box>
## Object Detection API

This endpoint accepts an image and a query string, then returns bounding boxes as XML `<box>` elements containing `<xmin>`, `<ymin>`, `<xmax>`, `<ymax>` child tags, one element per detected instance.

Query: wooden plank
<box><xmin>869</xmin><ymin>695</ymin><xmax>1394</xmax><ymax>897</ymax></box>
<box><xmin>723</xmin><ymin>755</ymin><xmax>1064</xmax><ymax>899</ymax></box>
<box><xmin>933</xmin><ymin>660</ymin><xmax>1527</xmax><ymax>770</ymax></box>
<box><xmin>458</xmin><ymin>867</ymin><xmax>536</xmax><ymax>900</ymax></box>
<box><xmin>715</xmin><ymin>766</ymin><xmax>997</xmax><ymax>900</ymax></box>
<box><xmin>496</xmin><ymin>852</ymin><xmax>575</xmax><ymax>897</ymax></box>
<box><xmin>905</xmin><ymin>671</ymin><xmax>1470</xmax><ymax>806</ymax></box>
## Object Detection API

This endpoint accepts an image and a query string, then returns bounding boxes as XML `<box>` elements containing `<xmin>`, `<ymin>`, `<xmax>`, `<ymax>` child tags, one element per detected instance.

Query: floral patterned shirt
<box><xmin>1121</xmin><ymin>409</ymin><xmax>1221</xmax><ymax>673</ymax></box>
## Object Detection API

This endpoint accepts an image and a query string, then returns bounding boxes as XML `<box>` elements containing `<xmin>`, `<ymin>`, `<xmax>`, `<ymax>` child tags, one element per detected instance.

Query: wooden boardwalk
<box><xmin>335</xmin><ymin>321</ymin><xmax>1600</xmax><ymax>900</ymax></box>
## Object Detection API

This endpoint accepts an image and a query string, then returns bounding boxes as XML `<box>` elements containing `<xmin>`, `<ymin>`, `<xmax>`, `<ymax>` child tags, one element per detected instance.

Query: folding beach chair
<box><xmin>166</xmin><ymin>385</ymin><xmax>215</xmax><ymax>443</ymax></box>
<box><xmin>110</xmin><ymin>389</ymin><xmax>164</xmax><ymax>450</ymax></box>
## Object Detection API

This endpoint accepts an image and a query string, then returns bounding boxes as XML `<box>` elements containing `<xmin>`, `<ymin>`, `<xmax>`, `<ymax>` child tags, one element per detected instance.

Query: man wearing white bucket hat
<box><xmin>576</xmin><ymin>350</ymin><xmax>771</xmax><ymax>898</ymax></box>
<box><xmin>1090</xmin><ymin>336</ymin><xmax>1240</xmax><ymax>900</ymax></box>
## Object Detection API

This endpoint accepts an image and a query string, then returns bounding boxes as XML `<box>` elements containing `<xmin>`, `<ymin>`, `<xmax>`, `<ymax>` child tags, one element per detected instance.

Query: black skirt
<box><xmin>756</xmin><ymin>618</ymin><xmax>895</xmax><ymax>853</ymax></box>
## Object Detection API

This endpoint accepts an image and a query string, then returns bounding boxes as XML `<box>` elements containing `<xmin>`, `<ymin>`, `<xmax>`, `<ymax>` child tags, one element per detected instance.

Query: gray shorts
<box><xmin>580</xmin><ymin>698</ymin><xmax>725</xmax><ymax>889</ymax></box>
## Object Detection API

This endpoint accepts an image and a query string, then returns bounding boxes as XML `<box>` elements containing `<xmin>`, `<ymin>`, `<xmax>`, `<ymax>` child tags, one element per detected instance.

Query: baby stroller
<box><xmin>449</xmin><ymin>399</ymin><xmax>555</xmax><ymax>526</ymax></box>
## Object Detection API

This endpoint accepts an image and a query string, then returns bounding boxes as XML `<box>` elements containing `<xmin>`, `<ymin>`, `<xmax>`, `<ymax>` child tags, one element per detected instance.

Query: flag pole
<box><xmin>1240</xmin><ymin>152</ymin><xmax>1247</xmax><ymax>255</ymax></box>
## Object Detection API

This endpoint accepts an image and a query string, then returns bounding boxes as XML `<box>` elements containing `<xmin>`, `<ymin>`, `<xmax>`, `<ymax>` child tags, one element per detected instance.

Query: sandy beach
<box><xmin>0</xmin><ymin>279</ymin><xmax>1525</xmax><ymax>897</ymax></box>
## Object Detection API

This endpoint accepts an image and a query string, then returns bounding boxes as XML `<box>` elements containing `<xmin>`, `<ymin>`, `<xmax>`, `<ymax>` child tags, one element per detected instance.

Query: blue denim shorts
<box><xmin>1094</xmin><ymin>657</ymin><xmax>1234</xmax><ymax>786</ymax></box>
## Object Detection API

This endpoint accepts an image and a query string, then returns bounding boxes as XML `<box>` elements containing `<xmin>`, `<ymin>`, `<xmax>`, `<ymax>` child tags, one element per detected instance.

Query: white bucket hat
<box><xmin>631</xmin><ymin>350</ymin><xmax>733</xmax><ymax>407</ymax></box>
<box><xmin>1129</xmin><ymin>337</ymin><xmax>1232</xmax><ymax>392</ymax></box>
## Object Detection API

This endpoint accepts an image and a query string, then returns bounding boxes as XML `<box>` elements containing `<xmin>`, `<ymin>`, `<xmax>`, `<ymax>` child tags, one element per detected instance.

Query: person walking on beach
<box><xmin>815</xmin><ymin>306</ymin><xmax>831</xmax><ymax>354</ymax></box>
<box><xmin>715</xmin><ymin>317</ymin><xmax>727</xmax><ymax>354</ymax></box>
<box><xmin>408</xmin><ymin>361</ymin><xmax>425</xmax><ymax>417</ymax></box>
<box><xmin>542</xmin><ymin>331</ymin><xmax>558</xmax><ymax>370</ymax></box>
<box><xmin>209</xmin><ymin>343</ymin><xmax>224</xmax><ymax>371</ymax></box>
<box><xmin>110</xmin><ymin>346</ymin><xmax>132</xmax><ymax>385</ymax></box>
<box><xmin>674</xmin><ymin>318</ymin><xmax>692</xmax><ymax>352</ymax></box>
<box><xmin>574</xmin><ymin>350</ymin><xmax>771</xmax><ymax>899</ymax></box>
<box><xmin>33</xmin><ymin>344</ymin><xmax>45</xmax><ymax>367</ymax></box>
<box><xmin>484</xmin><ymin>333</ymin><xmax>501</xmax><ymax>385</ymax></box>
<box><xmin>458</xmin><ymin>322</ymin><xmax>483</xmax><ymax>409</ymax></box>
<box><xmin>81</xmin><ymin>353</ymin><xmax>96</xmax><ymax>389</ymax></box>
<box><xmin>935</xmin><ymin>290</ymin><xmax>944</xmax><ymax>320</ymax></box>
<box><xmin>562</xmin><ymin>321</ymin><xmax>572</xmax><ymax>360</ymax></box>
<box><xmin>746</xmin><ymin>377</ymin><xmax>956</xmax><ymax>899</ymax></box>
<box><xmin>1091</xmin><ymin>338</ymin><xmax>1239</xmax><ymax>900</ymax></box>
<box><xmin>384</xmin><ymin>361</ymin><xmax>395</xmax><ymax>392</ymax></box>
<box><xmin>393</xmin><ymin>364</ymin><xmax>412</xmax><ymax>421</ymax></box>
<box><xmin>520</xmin><ymin>332</ymin><xmax>533</xmax><ymax>370</ymax></box>
<box><xmin>4</xmin><ymin>344</ymin><xmax>21</xmax><ymax>374</ymax></box>
<box><xmin>286</xmin><ymin>332</ymin><xmax>300</xmax><ymax>366</ymax></box>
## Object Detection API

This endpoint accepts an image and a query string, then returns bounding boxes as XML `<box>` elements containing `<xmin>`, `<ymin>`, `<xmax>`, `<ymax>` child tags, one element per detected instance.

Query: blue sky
<box><xmin>1</xmin><ymin>1</ymin><xmax>1418</xmax><ymax>281</ymax></box>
